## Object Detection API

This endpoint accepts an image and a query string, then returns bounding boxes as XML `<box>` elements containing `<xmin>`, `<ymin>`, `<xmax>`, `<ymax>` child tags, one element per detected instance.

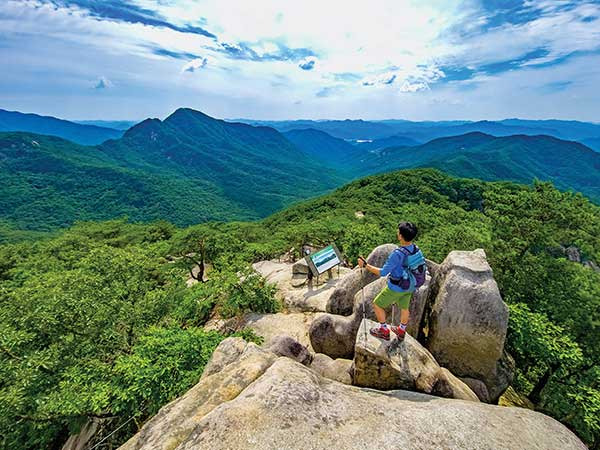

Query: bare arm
<box><xmin>357</xmin><ymin>257</ymin><xmax>381</xmax><ymax>276</ymax></box>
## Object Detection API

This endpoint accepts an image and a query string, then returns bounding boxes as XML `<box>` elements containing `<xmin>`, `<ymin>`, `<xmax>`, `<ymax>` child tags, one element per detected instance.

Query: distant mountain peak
<box><xmin>427</xmin><ymin>131</ymin><xmax>495</xmax><ymax>146</ymax></box>
<box><xmin>165</xmin><ymin>108</ymin><xmax>216</xmax><ymax>125</ymax></box>
<box><xmin>123</xmin><ymin>118</ymin><xmax>162</xmax><ymax>139</ymax></box>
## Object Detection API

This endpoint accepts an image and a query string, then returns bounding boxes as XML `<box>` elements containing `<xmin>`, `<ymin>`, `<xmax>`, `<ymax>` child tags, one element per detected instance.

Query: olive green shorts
<box><xmin>373</xmin><ymin>286</ymin><xmax>412</xmax><ymax>310</ymax></box>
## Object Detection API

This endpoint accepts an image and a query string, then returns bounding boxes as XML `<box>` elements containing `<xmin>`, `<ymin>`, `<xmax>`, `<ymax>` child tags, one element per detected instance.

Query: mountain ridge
<box><xmin>0</xmin><ymin>109</ymin><xmax>124</xmax><ymax>145</ymax></box>
<box><xmin>352</xmin><ymin>132</ymin><xmax>600</xmax><ymax>202</ymax></box>
<box><xmin>2</xmin><ymin>108</ymin><xmax>599</xmax><ymax>232</ymax></box>
<box><xmin>0</xmin><ymin>109</ymin><xmax>344</xmax><ymax>230</ymax></box>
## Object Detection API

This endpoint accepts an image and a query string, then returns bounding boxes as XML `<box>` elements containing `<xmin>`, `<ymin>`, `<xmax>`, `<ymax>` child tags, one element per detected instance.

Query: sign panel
<box><xmin>308</xmin><ymin>244</ymin><xmax>342</xmax><ymax>275</ymax></box>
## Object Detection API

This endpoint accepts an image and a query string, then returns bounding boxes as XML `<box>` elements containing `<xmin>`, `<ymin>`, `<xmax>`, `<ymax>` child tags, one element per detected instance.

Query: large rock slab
<box><xmin>326</xmin><ymin>243</ymin><xmax>397</xmax><ymax>315</ymax></box>
<box><xmin>307</xmin><ymin>310</ymin><xmax>360</xmax><ymax>360</ymax></box>
<box><xmin>353</xmin><ymin>319</ymin><xmax>440</xmax><ymax>392</ymax></box>
<box><xmin>426</xmin><ymin>249</ymin><xmax>511</xmax><ymax>401</ymax></box>
<box><xmin>201</xmin><ymin>337</ymin><xmax>247</xmax><ymax>379</ymax></box>
<box><xmin>253</xmin><ymin>260</ymin><xmax>351</xmax><ymax>312</ymax></box>
<box><xmin>119</xmin><ymin>343</ymin><xmax>277</xmax><ymax>450</ymax></box>
<box><xmin>130</xmin><ymin>358</ymin><xmax>586</xmax><ymax>450</ymax></box>
<box><xmin>241</xmin><ymin>311</ymin><xmax>324</xmax><ymax>351</ymax></box>
<box><xmin>353</xmin><ymin>319</ymin><xmax>478</xmax><ymax>402</ymax></box>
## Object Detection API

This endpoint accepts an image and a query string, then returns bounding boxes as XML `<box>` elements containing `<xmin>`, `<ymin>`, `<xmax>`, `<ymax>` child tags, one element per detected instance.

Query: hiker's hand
<box><xmin>357</xmin><ymin>256</ymin><xmax>367</xmax><ymax>268</ymax></box>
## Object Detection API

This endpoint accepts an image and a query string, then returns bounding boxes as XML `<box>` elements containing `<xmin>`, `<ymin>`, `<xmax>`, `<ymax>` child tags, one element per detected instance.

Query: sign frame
<box><xmin>305</xmin><ymin>243</ymin><xmax>343</xmax><ymax>277</ymax></box>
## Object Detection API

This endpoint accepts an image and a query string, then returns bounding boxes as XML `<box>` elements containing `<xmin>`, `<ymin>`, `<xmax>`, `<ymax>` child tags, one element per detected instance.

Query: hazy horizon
<box><xmin>4</xmin><ymin>107</ymin><xmax>600</xmax><ymax>127</ymax></box>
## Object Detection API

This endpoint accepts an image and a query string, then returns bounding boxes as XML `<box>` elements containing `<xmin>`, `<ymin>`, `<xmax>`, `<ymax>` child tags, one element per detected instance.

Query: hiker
<box><xmin>357</xmin><ymin>221</ymin><xmax>426</xmax><ymax>342</ymax></box>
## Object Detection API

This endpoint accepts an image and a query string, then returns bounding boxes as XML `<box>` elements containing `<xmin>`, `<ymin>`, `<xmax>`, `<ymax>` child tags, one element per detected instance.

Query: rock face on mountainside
<box><xmin>309</xmin><ymin>247</ymin><xmax>511</xmax><ymax>402</ymax></box>
<box><xmin>426</xmin><ymin>249</ymin><xmax>511</xmax><ymax>401</ymax></box>
<box><xmin>121</xmin><ymin>347</ymin><xmax>586</xmax><ymax>450</ymax></box>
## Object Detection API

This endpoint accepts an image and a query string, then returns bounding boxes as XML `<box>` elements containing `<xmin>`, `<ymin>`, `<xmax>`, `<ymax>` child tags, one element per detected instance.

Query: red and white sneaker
<box><xmin>390</xmin><ymin>326</ymin><xmax>406</xmax><ymax>341</ymax></box>
<box><xmin>369</xmin><ymin>325</ymin><xmax>390</xmax><ymax>341</ymax></box>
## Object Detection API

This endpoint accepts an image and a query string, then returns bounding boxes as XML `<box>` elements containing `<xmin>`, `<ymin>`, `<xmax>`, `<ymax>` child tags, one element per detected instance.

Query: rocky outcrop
<box><xmin>433</xmin><ymin>368</ymin><xmax>480</xmax><ymax>402</ymax></box>
<box><xmin>326</xmin><ymin>243</ymin><xmax>396</xmax><ymax>315</ymax></box>
<box><xmin>325</xmin><ymin>267</ymin><xmax>368</xmax><ymax>316</ymax></box>
<box><xmin>120</xmin><ymin>340</ymin><xmax>277</xmax><ymax>450</ymax></box>
<box><xmin>239</xmin><ymin>311</ymin><xmax>324</xmax><ymax>351</ymax></box>
<box><xmin>201</xmin><ymin>337</ymin><xmax>247</xmax><ymax>379</ymax></box>
<box><xmin>309</xmin><ymin>353</ymin><xmax>353</xmax><ymax>385</ymax></box>
<box><xmin>62</xmin><ymin>418</ymin><xmax>106</xmax><ymax>450</ymax></box>
<box><xmin>406</xmin><ymin>275</ymin><xmax>429</xmax><ymax>337</ymax></box>
<box><xmin>253</xmin><ymin>246</ymin><xmax>511</xmax><ymax>403</ymax></box>
<box><xmin>307</xmin><ymin>309</ymin><xmax>360</xmax><ymax>359</ymax></box>
<box><xmin>122</xmin><ymin>355</ymin><xmax>587</xmax><ymax>450</ymax></box>
<box><xmin>292</xmin><ymin>258</ymin><xmax>310</xmax><ymax>275</ymax></box>
<box><xmin>426</xmin><ymin>249</ymin><xmax>511</xmax><ymax>401</ymax></box>
<box><xmin>353</xmin><ymin>319</ymin><xmax>479</xmax><ymax>402</ymax></box>
<box><xmin>252</xmin><ymin>260</ymin><xmax>351</xmax><ymax>312</ymax></box>
<box><xmin>459</xmin><ymin>377</ymin><xmax>491</xmax><ymax>403</ymax></box>
<box><xmin>565</xmin><ymin>245</ymin><xmax>582</xmax><ymax>263</ymax></box>
<box><xmin>499</xmin><ymin>386</ymin><xmax>535</xmax><ymax>410</ymax></box>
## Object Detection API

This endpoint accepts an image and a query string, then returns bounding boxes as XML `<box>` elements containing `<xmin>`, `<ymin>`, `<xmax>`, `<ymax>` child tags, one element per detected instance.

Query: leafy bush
<box><xmin>216</xmin><ymin>270</ymin><xmax>280</xmax><ymax>319</ymax></box>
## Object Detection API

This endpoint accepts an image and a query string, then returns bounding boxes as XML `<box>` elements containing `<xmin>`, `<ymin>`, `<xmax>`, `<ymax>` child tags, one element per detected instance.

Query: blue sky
<box><xmin>1</xmin><ymin>0</ymin><xmax>599</xmax><ymax>121</ymax></box>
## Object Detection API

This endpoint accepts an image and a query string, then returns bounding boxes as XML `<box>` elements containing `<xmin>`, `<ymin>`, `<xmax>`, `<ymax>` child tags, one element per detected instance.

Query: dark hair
<box><xmin>398</xmin><ymin>221</ymin><xmax>417</xmax><ymax>241</ymax></box>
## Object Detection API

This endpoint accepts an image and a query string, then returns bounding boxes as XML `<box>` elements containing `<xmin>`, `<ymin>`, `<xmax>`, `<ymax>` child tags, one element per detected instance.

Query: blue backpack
<box><xmin>391</xmin><ymin>245</ymin><xmax>427</xmax><ymax>291</ymax></box>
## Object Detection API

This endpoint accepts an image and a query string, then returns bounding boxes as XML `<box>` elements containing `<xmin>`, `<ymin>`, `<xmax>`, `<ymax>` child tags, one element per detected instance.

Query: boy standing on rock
<box><xmin>357</xmin><ymin>222</ymin><xmax>426</xmax><ymax>342</ymax></box>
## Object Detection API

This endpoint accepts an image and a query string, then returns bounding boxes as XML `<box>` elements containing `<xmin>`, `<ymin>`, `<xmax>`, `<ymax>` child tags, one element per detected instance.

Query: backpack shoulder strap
<box><xmin>396</xmin><ymin>246</ymin><xmax>414</xmax><ymax>270</ymax></box>
<box><xmin>398</xmin><ymin>245</ymin><xmax>418</xmax><ymax>256</ymax></box>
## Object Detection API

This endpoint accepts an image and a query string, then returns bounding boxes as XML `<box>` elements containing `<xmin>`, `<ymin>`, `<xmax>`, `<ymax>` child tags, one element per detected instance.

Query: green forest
<box><xmin>2</xmin><ymin>110</ymin><xmax>600</xmax><ymax>235</ymax></box>
<box><xmin>0</xmin><ymin>109</ymin><xmax>342</xmax><ymax>231</ymax></box>
<box><xmin>1</xmin><ymin>169</ymin><xmax>599</xmax><ymax>449</ymax></box>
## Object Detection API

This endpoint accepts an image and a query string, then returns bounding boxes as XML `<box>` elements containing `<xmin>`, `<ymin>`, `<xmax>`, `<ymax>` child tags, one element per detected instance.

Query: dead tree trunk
<box><xmin>184</xmin><ymin>239</ymin><xmax>206</xmax><ymax>282</ymax></box>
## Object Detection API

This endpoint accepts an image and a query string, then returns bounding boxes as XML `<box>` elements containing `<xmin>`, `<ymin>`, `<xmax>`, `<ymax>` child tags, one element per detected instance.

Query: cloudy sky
<box><xmin>1</xmin><ymin>0</ymin><xmax>599</xmax><ymax>121</ymax></box>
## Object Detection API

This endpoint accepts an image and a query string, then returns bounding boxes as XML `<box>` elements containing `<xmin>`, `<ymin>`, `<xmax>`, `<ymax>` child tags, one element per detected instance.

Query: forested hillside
<box><xmin>1</xmin><ymin>169</ymin><xmax>598</xmax><ymax>449</ymax></box>
<box><xmin>352</xmin><ymin>132</ymin><xmax>600</xmax><ymax>202</ymax></box>
<box><xmin>284</xmin><ymin>129</ymin><xmax>600</xmax><ymax>203</ymax></box>
<box><xmin>2</xmin><ymin>108</ymin><xmax>599</xmax><ymax>235</ymax></box>
<box><xmin>282</xmin><ymin>128</ymin><xmax>362</xmax><ymax>169</ymax></box>
<box><xmin>0</xmin><ymin>109</ymin><xmax>343</xmax><ymax>231</ymax></box>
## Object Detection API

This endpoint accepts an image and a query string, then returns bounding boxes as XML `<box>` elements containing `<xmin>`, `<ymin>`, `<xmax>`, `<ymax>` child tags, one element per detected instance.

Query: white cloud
<box><xmin>447</xmin><ymin>1</ymin><xmax>600</xmax><ymax>68</ymax></box>
<box><xmin>399</xmin><ymin>80</ymin><xmax>429</xmax><ymax>93</ymax></box>
<box><xmin>0</xmin><ymin>0</ymin><xmax>599</xmax><ymax>120</ymax></box>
